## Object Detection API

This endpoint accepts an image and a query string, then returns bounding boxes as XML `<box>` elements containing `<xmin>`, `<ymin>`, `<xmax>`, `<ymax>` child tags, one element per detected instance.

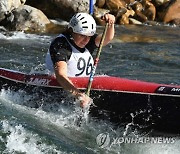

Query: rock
<box><xmin>145</xmin><ymin>20</ymin><xmax>161</xmax><ymax>26</ymax></box>
<box><xmin>10</xmin><ymin>5</ymin><xmax>51</xmax><ymax>32</ymax></box>
<box><xmin>45</xmin><ymin>21</ymin><xmax>67</xmax><ymax>34</ymax></box>
<box><xmin>162</xmin><ymin>0</ymin><xmax>180</xmax><ymax>24</ymax></box>
<box><xmin>0</xmin><ymin>0</ymin><xmax>25</xmax><ymax>22</ymax></box>
<box><xmin>116</xmin><ymin>8</ymin><xmax>135</xmax><ymax>24</ymax></box>
<box><xmin>25</xmin><ymin>0</ymin><xmax>93</xmax><ymax>21</ymax></box>
<box><xmin>0</xmin><ymin>0</ymin><xmax>179</xmax><ymax>32</ymax></box>
<box><xmin>169</xmin><ymin>18</ymin><xmax>180</xmax><ymax>25</ymax></box>
<box><xmin>129</xmin><ymin>17</ymin><xmax>142</xmax><ymax>24</ymax></box>
<box><xmin>141</xmin><ymin>0</ymin><xmax>156</xmax><ymax>21</ymax></box>
<box><xmin>129</xmin><ymin>0</ymin><xmax>156</xmax><ymax>22</ymax></box>
<box><xmin>93</xmin><ymin>7</ymin><xmax>110</xmax><ymax>25</ymax></box>
<box><xmin>20</xmin><ymin>0</ymin><xmax>26</xmax><ymax>4</ymax></box>
<box><xmin>116</xmin><ymin>8</ymin><xmax>127</xmax><ymax>17</ymax></box>
<box><xmin>95</xmin><ymin>0</ymin><xmax>106</xmax><ymax>8</ymax></box>
<box><xmin>0</xmin><ymin>26</ymin><xmax>7</xmax><ymax>32</ymax></box>
<box><xmin>130</xmin><ymin>1</ymin><xmax>148</xmax><ymax>22</ymax></box>
<box><xmin>124</xmin><ymin>0</ymin><xmax>135</xmax><ymax>5</ymax></box>
<box><xmin>106</xmin><ymin>0</ymin><xmax>126</xmax><ymax>12</ymax></box>
<box><xmin>154</xmin><ymin>0</ymin><xmax>170</xmax><ymax>6</ymax></box>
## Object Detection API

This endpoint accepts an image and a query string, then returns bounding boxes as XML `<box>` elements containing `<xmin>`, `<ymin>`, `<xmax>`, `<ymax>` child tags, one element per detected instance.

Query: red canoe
<box><xmin>1</xmin><ymin>67</ymin><xmax>180</xmax><ymax>133</ymax></box>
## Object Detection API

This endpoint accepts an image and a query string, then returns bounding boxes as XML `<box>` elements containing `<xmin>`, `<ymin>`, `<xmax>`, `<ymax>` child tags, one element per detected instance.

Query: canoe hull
<box><xmin>1</xmin><ymin>68</ymin><xmax>180</xmax><ymax>133</ymax></box>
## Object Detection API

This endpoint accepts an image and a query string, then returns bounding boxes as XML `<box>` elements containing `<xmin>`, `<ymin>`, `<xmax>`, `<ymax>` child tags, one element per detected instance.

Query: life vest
<box><xmin>45</xmin><ymin>34</ymin><xmax>94</xmax><ymax>77</ymax></box>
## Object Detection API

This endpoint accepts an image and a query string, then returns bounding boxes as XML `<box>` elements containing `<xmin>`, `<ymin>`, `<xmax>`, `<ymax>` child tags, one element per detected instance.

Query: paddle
<box><xmin>86</xmin><ymin>23</ymin><xmax>109</xmax><ymax>96</ymax></box>
<box><xmin>85</xmin><ymin>0</ymin><xmax>109</xmax><ymax>96</ymax></box>
<box><xmin>76</xmin><ymin>0</ymin><xmax>109</xmax><ymax>125</ymax></box>
<box><xmin>75</xmin><ymin>23</ymin><xmax>109</xmax><ymax>127</ymax></box>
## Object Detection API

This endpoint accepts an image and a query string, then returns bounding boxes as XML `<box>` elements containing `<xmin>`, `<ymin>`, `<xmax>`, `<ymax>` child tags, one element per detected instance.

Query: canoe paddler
<box><xmin>45</xmin><ymin>12</ymin><xmax>115</xmax><ymax>108</ymax></box>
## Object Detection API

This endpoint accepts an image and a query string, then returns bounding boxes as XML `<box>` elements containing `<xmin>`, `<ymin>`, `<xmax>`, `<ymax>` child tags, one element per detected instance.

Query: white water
<box><xmin>0</xmin><ymin>25</ymin><xmax>180</xmax><ymax>153</ymax></box>
<box><xmin>1</xmin><ymin>89</ymin><xmax>180</xmax><ymax>154</ymax></box>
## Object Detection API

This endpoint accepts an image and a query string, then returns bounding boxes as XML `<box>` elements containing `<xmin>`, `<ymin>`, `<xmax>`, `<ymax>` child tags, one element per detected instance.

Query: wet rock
<box><xmin>25</xmin><ymin>0</ymin><xmax>93</xmax><ymax>21</ymax></box>
<box><xmin>124</xmin><ymin>0</ymin><xmax>136</xmax><ymax>4</ymax></box>
<box><xmin>95</xmin><ymin>0</ymin><xmax>106</xmax><ymax>8</ymax></box>
<box><xmin>116</xmin><ymin>8</ymin><xmax>135</xmax><ymax>25</ymax></box>
<box><xmin>0</xmin><ymin>0</ymin><xmax>25</xmax><ymax>22</ymax></box>
<box><xmin>162</xmin><ymin>0</ymin><xmax>180</xmax><ymax>25</ymax></box>
<box><xmin>45</xmin><ymin>19</ymin><xmax>68</xmax><ymax>34</ymax></box>
<box><xmin>141</xmin><ymin>0</ymin><xmax>156</xmax><ymax>21</ymax></box>
<box><xmin>169</xmin><ymin>19</ymin><xmax>180</xmax><ymax>25</ymax></box>
<box><xmin>106</xmin><ymin>0</ymin><xmax>126</xmax><ymax>13</ymax></box>
<box><xmin>130</xmin><ymin>1</ymin><xmax>148</xmax><ymax>22</ymax></box>
<box><xmin>0</xmin><ymin>26</ymin><xmax>7</xmax><ymax>32</ymax></box>
<box><xmin>0</xmin><ymin>0</ymin><xmax>179</xmax><ymax>32</ymax></box>
<box><xmin>128</xmin><ymin>0</ymin><xmax>156</xmax><ymax>23</ymax></box>
<box><xmin>93</xmin><ymin>7</ymin><xmax>110</xmax><ymax>25</ymax></box>
<box><xmin>129</xmin><ymin>17</ymin><xmax>142</xmax><ymax>24</ymax></box>
<box><xmin>10</xmin><ymin>5</ymin><xmax>50</xmax><ymax>32</ymax></box>
<box><xmin>116</xmin><ymin>8</ymin><xmax>128</xmax><ymax>18</ymax></box>
<box><xmin>154</xmin><ymin>0</ymin><xmax>170</xmax><ymax>6</ymax></box>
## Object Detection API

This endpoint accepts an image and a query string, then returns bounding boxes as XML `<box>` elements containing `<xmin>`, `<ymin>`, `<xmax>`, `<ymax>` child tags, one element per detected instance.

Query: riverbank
<box><xmin>0</xmin><ymin>0</ymin><xmax>179</xmax><ymax>34</ymax></box>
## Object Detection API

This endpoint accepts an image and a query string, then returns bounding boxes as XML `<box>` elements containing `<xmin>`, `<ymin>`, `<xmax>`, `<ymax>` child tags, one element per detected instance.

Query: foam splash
<box><xmin>0</xmin><ymin>31</ymin><xmax>51</xmax><ymax>41</ymax></box>
<box><xmin>0</xmin><ymin>89</ymin><xmax>97</xmax><ymax>152</ymax></box>
<box><xmin>3</xmin><ymin>88</ymin><xmax>178</xmax><ymax>153</ymax></box>
<box><xmin>0</xmin><ymin>88</ymin><xmax>89</xmax><ymax>129</ymax></box>
<box><xmin>1</xmin><ymin>120</ymin><xmax>62</xmax><ymax>154</ymax></box>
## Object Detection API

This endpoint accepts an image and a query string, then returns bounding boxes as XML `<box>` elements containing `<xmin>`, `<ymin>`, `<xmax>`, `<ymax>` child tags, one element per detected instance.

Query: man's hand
<box><xmin>101</xmin><ymin>13</ymin><xmax>116</xmax><ymax>25</ymax></box>
<box><xmin>77</xmin><ymin>93</ymin><xmax>92</xmax><ymax>108</ymax></box>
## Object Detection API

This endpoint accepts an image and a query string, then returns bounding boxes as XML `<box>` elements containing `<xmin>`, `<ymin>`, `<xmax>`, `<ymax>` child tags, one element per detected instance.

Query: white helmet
<box><xmin>68</xmin><ymin>13</ymin><xmax>96</xmax><ymax>36</ymax></box>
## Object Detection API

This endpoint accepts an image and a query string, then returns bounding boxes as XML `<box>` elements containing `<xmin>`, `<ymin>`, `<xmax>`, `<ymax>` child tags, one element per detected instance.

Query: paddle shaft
<box><xmin>89</xmin><ymin>0</ymin><xmax>94</xmax><ymax>15</ymax></box>
<box><xmin>86</xmin><ymin>23</ymin><xmax>109</xmax><ymax>96</ymax></box>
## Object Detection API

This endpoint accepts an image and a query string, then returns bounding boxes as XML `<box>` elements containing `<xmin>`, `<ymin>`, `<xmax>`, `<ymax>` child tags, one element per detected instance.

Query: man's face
<box><xmin>72</xmin><ymin>33</ymin><xmax>91</xmax><ymax>48</ymax></box>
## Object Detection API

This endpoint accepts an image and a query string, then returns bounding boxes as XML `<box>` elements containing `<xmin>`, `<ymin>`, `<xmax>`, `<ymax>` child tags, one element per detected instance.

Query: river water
<box><xmin>0</xmin><ymin>24</ymin><xmax>180</xmax><ymax>154</ymax></box>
